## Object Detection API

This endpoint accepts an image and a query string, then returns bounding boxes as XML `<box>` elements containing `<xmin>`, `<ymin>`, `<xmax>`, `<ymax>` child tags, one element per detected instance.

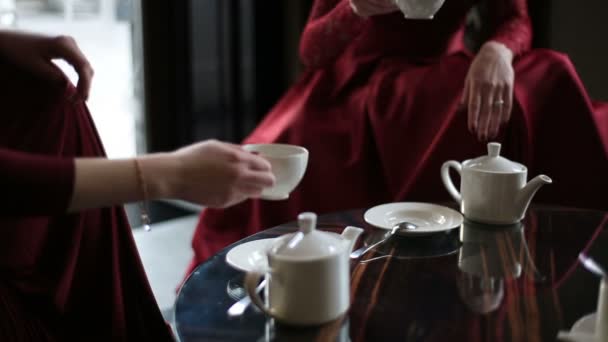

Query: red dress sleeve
<box><xmin>485</xmin><ymin>0</ymin><xmax>532</xmax><ymax>56</ymax></box>
<box><xmin>0</xmin><ymin>148</ymin><xmax>74</xmax><ymax>216</ymax></box>
<box><xmin>299</xmin><ymin>0</ymin><xmax>368</xmax><ymax>68</ymax></box>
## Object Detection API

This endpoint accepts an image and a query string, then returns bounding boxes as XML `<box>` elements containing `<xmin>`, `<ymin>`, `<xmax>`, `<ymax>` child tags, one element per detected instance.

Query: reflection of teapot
<box><xmin>260</xmin><ymin>317</ymin><xmax>351</xmax><ymax>342</ymax></box>
<box><xmin>245</xmin><ymin>212</ymin><xmax>363</xmax><ymax>326</ymax></box>
<box><xmin>457</xmin><ymin>220</ymin><xmax>545</xmax><ymax>314</ymax></box>
<box><xmin>457</xmin><ymin>221</ymin><xmax>523</xmax><ymax>314</ymax></box>
<box><xmin>458</xmin><ymin>220</ymin><xmax>524</xmax><ymax>279</ymax></box>
<box><xmin>459</xmin><ymin>220</ymin><xmax>545</xmax><ymax>282</ymax></box>
<box><xmin>457</xmin><ymin>272</ymin><xmax>504</xmax><ymax>314</ymax></box>
<box><xmin>441</xmin><ymin>142</ymin><xmax>552</xmax><ymax>225</ymax></box>
<box><xmin>393</xmin><ymin>0</ymin><xmax>445</xmax><ymax>19</ymax></box>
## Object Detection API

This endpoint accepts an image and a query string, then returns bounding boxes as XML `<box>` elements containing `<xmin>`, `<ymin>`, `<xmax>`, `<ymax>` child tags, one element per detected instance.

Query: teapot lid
<box><xmin>466</xmin><ymin>143</ymin><xmax>526</xmax><ymax>173</ymax></box>
<box><xmin>270</xmin><ymin>212</ymin><xmax>342</xmax><ymax>260</ymax></box>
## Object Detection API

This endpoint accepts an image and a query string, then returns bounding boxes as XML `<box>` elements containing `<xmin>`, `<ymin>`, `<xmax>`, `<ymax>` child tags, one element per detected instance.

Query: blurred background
<box><xmin>0</xmin><ymin>0</ymin><xmax>315</xmax><ymax>324</ymax></box>
<box><xmin>0</xmin><ymin>0</ymin><xmax>606</xmax><ymax>328</ymax></box>
<box><xmin>1</xmin><ymin>0</ymin><xmax>606</xmax><ymax>212</ymax></box>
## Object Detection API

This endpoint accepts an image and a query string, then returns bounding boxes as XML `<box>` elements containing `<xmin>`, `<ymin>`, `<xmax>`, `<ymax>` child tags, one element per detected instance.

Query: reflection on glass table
<box><xmin>175</xmin><ymin>206</ymin><xmax>608</xmax><ymax>342</ymax></box>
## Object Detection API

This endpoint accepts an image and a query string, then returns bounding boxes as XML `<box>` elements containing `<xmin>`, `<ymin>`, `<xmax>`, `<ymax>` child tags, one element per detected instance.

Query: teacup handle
<box><xmin>244</xmin><ymin>269</ymin><xmax>272</xmax><ymax>317</ymax></box>
<box><xmin>441</xmin><ymin>161</ymin><xmax>462</xmax><ymax>204</ymax></box>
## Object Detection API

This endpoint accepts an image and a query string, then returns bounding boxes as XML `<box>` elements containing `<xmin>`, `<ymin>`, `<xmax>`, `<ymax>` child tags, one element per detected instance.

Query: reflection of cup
<box><xmin>242</xmin><ymin>144</ymin><xmax>309</xmax><ymax>201</ymax></box>
<box><xmin>393</xmin><ymin>0</ymin><xmax>446</xmax><ymax>19</ymax></box>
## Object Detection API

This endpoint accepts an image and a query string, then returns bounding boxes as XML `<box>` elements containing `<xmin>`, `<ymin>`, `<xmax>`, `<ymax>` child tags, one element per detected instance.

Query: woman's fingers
<box><xmin>48</xmin><ymin>35</ymin><xmax>94</xmax><ymax>100</ymax></box>
<box><xmin>32</xmin><ymin>58</ymin><xmax>66</xmax><ymax>83</ymax></box>
<box><xmin>485</xmin><ymin>85</ymin><xmax>502</xmax><ymax>139</ymax></box>
<box><xmin>461</xmin><ymin>77</ymin><xmax>470</xmax><ymax>108</ymax></box>
<box><xmin>477</xmin><ymin>88</ymin><xmax>494</xmax><ymax>141</ymax></box>
<box><xmin>487</xmin><ymin>85</ymin><xmax>513</xmax><ymax>139</ymax></box>
<box><xmin>472</xmin><ymin>82</ymin><xmax>513</xmax><ymax>141</ymax></box>
<box><xmin>351</xmin><ymin>1</ymin><xmax>375</xmax><ymax>17</ymax></box>
<box><xmin>502</xmin><ymin>85</ymin><xmax>514</xmax><ymax>125</ymax></box>
<box><xmin>222</xmin><ymin>143</ymin><xmax>272</xmax><ymax>172</ymax></box>
<box><xmin>238</xmin><ymin>149</ymin><xmax>272</xmax><ymax>172</ymax></box>
<box><xmin>241</xmin><ymin>169</ymin><xmax>276</xmax><ymax>188</ymax></box>
<box><xmin>467</xmin><ymin>82</ymin><xmax>481</xmax><ymax>133</ymax></box>
<box><xmin>477</xmin><ymin>83</ymin><xmax>494</xmax><ymax>141</ymax></box>
<box><xmin>237</xmin><ymin>183</ymin><xmax>265</xmax><ymax>197</ymax></box>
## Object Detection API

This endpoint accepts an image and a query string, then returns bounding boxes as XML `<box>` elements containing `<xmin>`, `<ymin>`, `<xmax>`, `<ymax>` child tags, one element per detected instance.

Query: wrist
<box><xmin>136</xmin><ymin>152</ymin><xmax>177</xmax><ymax>200</ymax></box>
<box><xmin>482</xmin><ymin>41</ymin><xmax>514</xmax><ymax>63</ymax></box>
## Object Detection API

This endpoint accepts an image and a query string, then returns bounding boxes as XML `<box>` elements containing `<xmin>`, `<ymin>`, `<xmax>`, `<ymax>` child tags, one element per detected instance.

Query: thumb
<box><xmin>35</xmin><ymin>59</ymin><xmax>67</xmax><ymax>84</ymax></box>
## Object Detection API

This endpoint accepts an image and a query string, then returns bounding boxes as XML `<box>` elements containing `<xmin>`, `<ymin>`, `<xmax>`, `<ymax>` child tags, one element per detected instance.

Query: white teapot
<box><xmin>441</xmin><ymin>142</ymin><xmax>552</xmax><ymax>225</ymax></box>
<box><xmin>244</xmin><ymin>212</ymin><xmax>363</xmax><ymax>326</ymax></box>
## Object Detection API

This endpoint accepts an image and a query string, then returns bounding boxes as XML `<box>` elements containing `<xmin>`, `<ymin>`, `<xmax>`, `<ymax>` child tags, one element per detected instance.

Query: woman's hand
<box><xmin>350</xmin><ymin>0</ymin><xmax>399</xmax><ymax>17</ymax></box>
<box><xmin>0</xmin><ymin>30</ymin><xmax>93</xmax><ymax>100</ymax></box>
<box><xmin>152</xmin><ymin>140</ymin><xmax>276</xmax><ymax>208</ymax></box>
<box><xmin>461</xmin><ymin>41</ymin><xmax>515</xmax><ymax>141</ymax></box>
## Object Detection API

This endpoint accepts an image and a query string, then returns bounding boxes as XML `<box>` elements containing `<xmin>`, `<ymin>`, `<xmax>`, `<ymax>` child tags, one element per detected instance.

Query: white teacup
<box><xmin>393</xmin><ymin>0</ymin><xmax>445</xmax><ymax>19</ymax></box>
<box><xmin>243</xmin><ymin>143</ymin><xmax>309</xmax><ymax>200</ymax></box>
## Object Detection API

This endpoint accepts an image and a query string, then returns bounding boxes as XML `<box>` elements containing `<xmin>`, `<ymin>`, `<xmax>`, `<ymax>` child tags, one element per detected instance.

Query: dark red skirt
<box><xmin>188</xmin><ymin>47</ymin><xmax>608</xmax><ymax>275</ymax></box>
<box><xmin>0</xmin><ymin>61</ymin><xmax>173</xmax><ymax>341</ymax></box>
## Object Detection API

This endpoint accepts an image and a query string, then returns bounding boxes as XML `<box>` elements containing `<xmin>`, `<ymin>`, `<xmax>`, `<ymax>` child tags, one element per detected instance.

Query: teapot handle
<box><xmin>441</xmin><ymin>161</ymin><xmax>462</xmax><ymax>204</ymax></box>
<box><xmin>244</xmin><ymin>269</ymin><xmax>272</xmax><ymax>317</ymax></box>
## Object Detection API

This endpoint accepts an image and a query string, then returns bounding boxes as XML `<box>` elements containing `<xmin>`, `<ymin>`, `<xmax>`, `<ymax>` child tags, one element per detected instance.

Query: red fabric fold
<box><xmin>0</xmin><ymin>61</ymin><xmax>172</xmax><ymax>340</ymax></box>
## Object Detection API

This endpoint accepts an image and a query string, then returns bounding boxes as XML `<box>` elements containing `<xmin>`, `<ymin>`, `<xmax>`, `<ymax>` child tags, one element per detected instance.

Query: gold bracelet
<box><xmin>134</xmin><ymin>158</ymin><xmax>151</xmax><ymax>231</ymax></box>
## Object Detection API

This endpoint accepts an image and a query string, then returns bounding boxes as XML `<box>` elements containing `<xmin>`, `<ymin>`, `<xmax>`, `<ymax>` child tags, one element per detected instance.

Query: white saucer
<box><xmin>557</xmin><ymin>313</ymin><xmax>597</xmax><ymax>341</ymax></box>
<box><xmin>572</xmin><ymin>313</ymin><xmax>595</xmax><ymax>335</ymax></box>
<box><xmin>225</xmin><ymin>238</ymin><xmax>276</xmax><ymax>272</ymax></box>
<box><xmin>364</xmin><ymin>202</ymin><xmax>464</xmax><ymax>235</ymax></box>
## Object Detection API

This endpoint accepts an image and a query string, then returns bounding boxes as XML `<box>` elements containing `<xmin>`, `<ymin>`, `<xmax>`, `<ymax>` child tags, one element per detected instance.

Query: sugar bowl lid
<box><xmin>465</xmin><ymin>142</ymin><xmax>526</xmax><ymax>173</ymax></box>
<box><xmin>270</xmin><ymin>212</ymin><xmax>342</xmax><ymax>260</ymax></box>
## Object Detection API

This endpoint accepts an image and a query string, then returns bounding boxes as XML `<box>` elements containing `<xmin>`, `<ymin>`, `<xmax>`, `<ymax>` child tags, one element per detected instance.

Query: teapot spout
<box><xmin>516</xmin><ymin>175</ymin><xmax>553</xmax><ymax>218</ymax></box>
<box><xmin>341</xmin><ymin>226</ymin><xmax>364</xmax><ymax>254</ymax></box>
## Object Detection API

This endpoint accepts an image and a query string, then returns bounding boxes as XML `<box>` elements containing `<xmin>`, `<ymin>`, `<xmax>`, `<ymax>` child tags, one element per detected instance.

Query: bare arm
<box><xmin>69</xmin><ymin>140</ymin><xmax>275</xmax><ymax>211</ymax></box>
<box><xmin>0</xmin><ymin>140</ymin><xmax>274</xmax><ymax>216</ymax></box>
<box><xmin>69</xmin><ymin>157</ymin><xmax>151</xmax><ymax>212</ymax></box>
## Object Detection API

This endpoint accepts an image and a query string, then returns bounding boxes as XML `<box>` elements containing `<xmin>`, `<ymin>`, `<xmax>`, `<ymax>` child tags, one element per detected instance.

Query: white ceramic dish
<box><xmin>556</xmin><ymin>313</ymin><xmax>596</xmax><ymax>341</ymax></box>
<box><xmin>225</xmin><ymin>238</ymin><xmax>276</xmax><ymax>272</ymax></box>
<box><xmin>364</xmin><ymin>202</ymin><xmax>463</xmax><ymax>235</ymax></box>
<box><xmin>572</xmin><ymin>313</ymin><xmax>595</xmax><ymax>335</ymax></box>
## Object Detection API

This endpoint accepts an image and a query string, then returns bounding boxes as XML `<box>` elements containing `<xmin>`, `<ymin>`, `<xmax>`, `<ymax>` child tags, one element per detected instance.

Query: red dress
<box><xmin>188</xmin><ymin>0</ymin><xmax>608</xmax><ymax>271</ymax></box>
<box><xmin>0</xmin><ymin>63</ymin><xmax>173</xmax><ymax>340</ymax></box>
